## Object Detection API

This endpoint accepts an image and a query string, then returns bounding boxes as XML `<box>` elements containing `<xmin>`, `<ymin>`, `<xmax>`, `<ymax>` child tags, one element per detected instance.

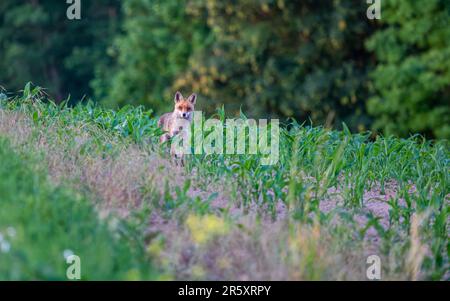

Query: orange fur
<box><xmin>158</xmin><ymin>92</ymin><xmax>197</xmax><ymax>165</ymax></box>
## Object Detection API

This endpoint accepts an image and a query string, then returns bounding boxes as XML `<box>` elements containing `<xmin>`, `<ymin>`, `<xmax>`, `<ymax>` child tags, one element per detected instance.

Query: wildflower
<box><xmin>217</xmin><ymin>257</ymin><xmax>232</xmax><ymax>270</ymax></box>
<box><xmin>0</xmin><ymin>240</ymin><xmax>11</xmax><ymax>253</ymax></box>
<box><xmin>186</xmin><ymin>214</ymin><xmax>229</xmax><ymax>245</ymax></box>
<box><xmin>63</xmin><ymin>249</ymin><xmax>74</xmax><ymax>260</ymax></box>
<box><xmin>191</xmin><ymin>265</ymin><xmax>206</xmax><ymax>279</ymax></box>
<box><xmin>6</xmin><ymin>227</ymin><xmax>16</xmax><ymax>238</ymax></box>
<box><xmin>146</xmin><ymin>239</ymin><xmax>164</xmax><ymax>257</ymax></box>
<box><xmin>0</xmin><ymin>232</ymin><xmax>10</xmax><ymax>253</ymax></box>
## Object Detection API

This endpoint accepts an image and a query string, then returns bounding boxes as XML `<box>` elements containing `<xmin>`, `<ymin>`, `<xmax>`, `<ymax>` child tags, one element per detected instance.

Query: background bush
<box><xmin>366</xmin><ymin>0</ymin><xmax>450</xmax><ymax>138</ymax></box>
<box><xmin>0</xmin><ymin>0</ymin><xmax>448</xmax><ymax>138</ymax></box>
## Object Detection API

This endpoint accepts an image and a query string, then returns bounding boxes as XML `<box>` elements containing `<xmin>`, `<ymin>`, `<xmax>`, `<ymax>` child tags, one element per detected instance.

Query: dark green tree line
<box><xmin>94</xmin><ymin>0</ymin><xmax>210</xmax><ymax>113</ymax></box>
<box><xmin>1</xmin><ymin>0</ymin><xmax>448</xmax><ymax>138</ymax></box>
<box><xmin>0</xmin><ymin>0</ymin><xmax>121</xmax><ymax>102</ymax></box>
<box><xmin>366</xmin><ymin>0</ymin><xmax>450</xmax><ymax>139</ymax></box>
<box><xmin>103</xmin><ymin>0</ymin><xmax>375</xmax><ymax>132</ymax></box>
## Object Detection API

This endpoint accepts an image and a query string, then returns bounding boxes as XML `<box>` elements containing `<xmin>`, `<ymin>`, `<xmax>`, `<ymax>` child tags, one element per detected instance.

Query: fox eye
<box><xmin>186</xmin><ymin>108</ymin><xmax>192</xmax><ymax>112</ymax></box>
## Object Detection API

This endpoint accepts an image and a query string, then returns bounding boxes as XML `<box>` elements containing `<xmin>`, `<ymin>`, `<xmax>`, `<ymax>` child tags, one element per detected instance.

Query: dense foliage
<box><xmin>0</xmin><ymin>0</ymin><xmax>121</xmax><ymax>102</ymax></box>
<box><xmin>0</xmin><ymin>0</ymin><xmax>448</xmax><ymax>138</ymax></box>
<box><xmin>96</xmin><ymin>0</ymin><xmax>209</xmax><ymax>113</ymax></box>
<box><xmin>366</xmin><ymin>0</ymin><xmax>450</xmax><ymax>139</ymax></box>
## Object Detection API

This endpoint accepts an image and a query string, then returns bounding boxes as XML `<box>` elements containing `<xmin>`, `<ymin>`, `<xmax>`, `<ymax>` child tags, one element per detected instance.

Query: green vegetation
<box><xmin>1</xmin><ymin>1</ymin><xmax>448</xmax><ymax>138</ymax></box>
<box><xmin>0</xmin><ymin>0</ymin><xmax>120</xmax><ymax>102</ymax></box>
<box><xmin>0</xmin><ymin>87</ymin><xmax>448</xmax><ymax>280</ymax></box>
<box><xmin>104</xmin><ymin>0</ymin><xmax>373</xmax><ymax>130</ymax></box>
<box><xmin>97</xmin><ymin>0</ymin><xmax>208</xmax><ymax>112</ymax></box>
<box><xmin>0</xmin><ymin>99</ymin><xmax>155</xmax><ymax>280</ymax></box>
<box><xmin>366</xmin><ymin>0</ymin><xmax>450</xmax><ymax>139</ymax></box>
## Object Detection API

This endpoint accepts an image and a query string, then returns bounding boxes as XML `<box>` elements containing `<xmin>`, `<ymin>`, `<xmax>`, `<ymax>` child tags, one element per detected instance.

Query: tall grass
<box><xmin>0</xmin><ymin>138</ymin><xmax>155</xmax><ymax>280</ymax></box>
<box><xmin>0</xmin><ymin>84</ymin><xmax>448</xmax><ymax>280</ymax></box>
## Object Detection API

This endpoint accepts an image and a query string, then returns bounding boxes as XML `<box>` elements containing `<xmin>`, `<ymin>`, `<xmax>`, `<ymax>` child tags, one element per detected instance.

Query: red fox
<box><xmin>158</xmin><ymin>91</ymin><xmax>196</xmax><ymax>143</ymax></box>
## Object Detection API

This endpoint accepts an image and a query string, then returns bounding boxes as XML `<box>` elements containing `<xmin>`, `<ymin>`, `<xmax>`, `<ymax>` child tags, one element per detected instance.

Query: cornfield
<box><xmin>0</xmin><ymin>85</ymin><xmax>448</xmax><ymax>280</ymax></box>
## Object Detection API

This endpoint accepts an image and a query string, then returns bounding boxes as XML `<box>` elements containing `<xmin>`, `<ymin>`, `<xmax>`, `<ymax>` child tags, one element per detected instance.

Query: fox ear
<box><xmin>174</xmin><ymin>91</ymin><xmax>183</xmax><ymax>103</ymax></box>
<box><xmin>187</xmin><ymin>93</ymin><xmax>197</xmax><ymax>104</ymax></box>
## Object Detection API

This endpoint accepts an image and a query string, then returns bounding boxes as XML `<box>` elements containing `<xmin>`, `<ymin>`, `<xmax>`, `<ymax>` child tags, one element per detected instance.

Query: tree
<box><xmin>366</xmin><ymin>0</ymin><xmax>450</xmax><ymax>139</ymax></box>
<box><xmin>172</xmin><ymin>0</ymin><xmax>374</xmax><ymax>130</ymax></box>
<box><xmin>101</xmin><ymin>0</ymin><xmax>374</xmax><ymax>131</ymax></box>
<box><xmin>97</xmin><ymin>0</ymin><xmax>210</xmax><ymax>112</ymax></box>
<box><xmin>0</xmin><ymin>0</ymin><xmax>120</xmax><ymax>102</ymax></box>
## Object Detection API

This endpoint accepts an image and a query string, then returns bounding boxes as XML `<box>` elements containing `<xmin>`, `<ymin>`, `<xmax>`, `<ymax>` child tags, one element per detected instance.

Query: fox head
<box><xmin>173</xmin><ymin>91</ymin><xmax>196</xmax><ymax>120</ymax></box>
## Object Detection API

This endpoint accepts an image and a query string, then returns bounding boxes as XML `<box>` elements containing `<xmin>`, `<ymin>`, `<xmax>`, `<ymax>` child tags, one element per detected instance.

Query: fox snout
<box><xmin>173</xmin><ymin>91</ymin><xmax>196</xmax><ymax>121</ymax></box>
<box><xmin>174</xmin><ymin>110</ymin><xmax>191</xmax><ymax>120</ymax></box>
<box><xmin>157</xmin><ymin>91</ymin><xmax>197</xmax><ymax>146</ymax></box>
